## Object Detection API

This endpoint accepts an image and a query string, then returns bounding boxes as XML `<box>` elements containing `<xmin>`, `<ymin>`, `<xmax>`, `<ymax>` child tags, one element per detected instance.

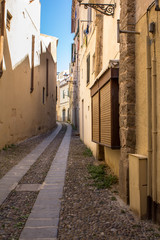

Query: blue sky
<box><xmin>40</xmin><ymin>0</ymin><xmax>74</xmax><ymax>73</ymax></box>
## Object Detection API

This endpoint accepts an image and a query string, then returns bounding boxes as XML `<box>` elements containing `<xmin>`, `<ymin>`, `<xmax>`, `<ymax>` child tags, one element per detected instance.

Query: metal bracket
<box><xmin>155</xmin><ymin>0</ymin><xmax>160</xmax><ymax>11</ymax></box>
<box><xmin>78</xmin><ymin>1</ymin><xmax>116</xmax><ymax>16</ymax></box>
<box><xmin>117</xmin><ymin>20</ymin><xmax>140</xmax><ymax>43</ymax></box>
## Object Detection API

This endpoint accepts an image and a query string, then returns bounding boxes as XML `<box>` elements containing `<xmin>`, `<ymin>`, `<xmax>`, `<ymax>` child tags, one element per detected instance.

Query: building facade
<box><xmin>71</xmin><ymin>0</ymin><xmax>160</xmax><ymax>224</ymax></box>
<box><xmin>0</xmin><ymin>0</ymin><xmax>58</xmax><ymax>149</ymax></box>
<box><xmin>71</xmin><ymin>0</ymin><xmax>120</xmax><ymax>175</ymax></box>
<box><xmin>71</xmin><ymin>2</ymin><xmax>80</xmax><ymax>131</ymax></box>
<box><xmin>56</xmin><ymin>71</ymin><xmax>70</xmax><ymax>122</ymax></box>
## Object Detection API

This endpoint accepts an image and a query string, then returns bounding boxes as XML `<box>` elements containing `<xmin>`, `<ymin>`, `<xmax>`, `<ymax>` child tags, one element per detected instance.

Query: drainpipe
<box><xmin>146</xmin><ymin>7</ymin><xmax>152</xmax><ymax>219</ymax></box>
<box><xmin>146</xmin><ymin>3</ymin><xmax>158</xmax><ymax>221</ymax></box>
<box><xmin>0</xmin><ymin>0</ymin><xmax>5</xmax><ymax>77</ymax></box>
<box><xmin>152</xmin><ymin>39</ymin><xmax>157</xmax><ymax>222</ymax></box>
<box><xmin>146</xmin><ymin>34</ymin><xmax>152</xmax><ymax>219</ymax></box>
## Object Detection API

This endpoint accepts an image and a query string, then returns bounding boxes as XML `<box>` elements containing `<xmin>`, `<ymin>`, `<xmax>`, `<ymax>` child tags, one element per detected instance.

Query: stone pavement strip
<box><xmin>19</xmin><ymin>124</ymin><xmax>72</xmax><ymax>240</ymax></box>
<box><xmin>0</xmin><ymin>123</ymin><xmax>62</xmax><ymax>206</ymax></box>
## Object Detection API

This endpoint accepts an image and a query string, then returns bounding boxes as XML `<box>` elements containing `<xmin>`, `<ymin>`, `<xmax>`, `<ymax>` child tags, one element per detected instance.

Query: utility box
<box><xmin>129</xmin><ymin>154</ymin><xmax>147</xmax><ymax>219</ymax></box>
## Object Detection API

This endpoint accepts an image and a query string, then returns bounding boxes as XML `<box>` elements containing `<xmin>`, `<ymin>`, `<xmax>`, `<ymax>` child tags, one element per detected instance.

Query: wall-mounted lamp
<box><xmin>117</xmin><ymin>19</ymin><xmax>140</xmax><ymax>43</ymax></box>
<box><xmin>77</xmin><ymin>0</ymin><xmax>116</xmax><ymax>16</ymax></box>
<box><xmin>155</xmin><ymin>0</ymin><xmax>160</xmax><ymax>11</ymax></box>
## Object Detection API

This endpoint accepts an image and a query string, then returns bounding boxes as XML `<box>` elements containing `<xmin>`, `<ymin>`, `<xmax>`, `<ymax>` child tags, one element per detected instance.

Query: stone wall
<box><xmin>119</xmin><ymin>0</ymin><xmax>136</xmax><ymax>203</ymax></box>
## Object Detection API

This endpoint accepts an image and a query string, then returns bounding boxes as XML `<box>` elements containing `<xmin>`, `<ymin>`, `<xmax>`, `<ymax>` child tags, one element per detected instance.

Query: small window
<box><xmin>86</xmin><ymin>54</ymin><xmax>90</xmax><ymax>85</ymax></box>
<box><xmin>46</xmin><ymin>59</ymin><xmax>49</xmax><ymax>97</ymax></box>
<box><xmin>92</xmin><ymin>53</ymin><xmax>95</xmax><ymax>74</ymax></box>
<box><xmin>6</xmin><ymin>10</ymin><xmax>12</xmax><ymax>31</ymax></box>
<box><xmin>87</xmin><ymin>7</ymin><xmax>92</xmax><ymax>24</ymax></box>
<box><xmin>63</xmin><ymin>90</ymin><xmax>65</xmax><ymax>99</ymax></box>
<box><xmin>81</xmin><ymin>25</ymin><xmax>84</xmax><ymax>47</ymax></box>
<box><xmin>43</xmin><ymin>87</ymin><xmax>45</xmax><ymax>104</ymax></box>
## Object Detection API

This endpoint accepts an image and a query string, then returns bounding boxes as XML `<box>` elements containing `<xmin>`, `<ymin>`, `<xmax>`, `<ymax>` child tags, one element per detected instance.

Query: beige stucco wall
<box><xmin>135</xmin><ymin>0</ymin><xmax>154</xmax><ymax>23</ymax></box>
<box><xmin>102</xmin><ymin>0</ymin><xmax>120</xmax><ymax>69</ymax></box>
<box><xmin>135</xmin><ymin>4</ymin><xmax>160</xmax><ymax>205</ymax></box>
<box><xmin>79</xmin><ymin>3</ymin><xmax>97</xmax><ymax>156</ymax></box>
<box><xmin>135</xmin><ymin>15</ymin><xmax>148</xmax><ymax>156</ymax></box>
<box><xmin>104</xmin><ymin>148</ymin><xmax>120</xmax><ymax>177</ymax></box>
<box><xmin>0</xmin><ymin>0</ymin><xmax>57</xmax><ymax>149</ymax></box>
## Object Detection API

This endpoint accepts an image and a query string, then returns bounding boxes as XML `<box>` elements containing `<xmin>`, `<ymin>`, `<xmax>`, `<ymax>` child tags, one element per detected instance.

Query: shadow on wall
<box><xmin>0</xmin><ymin>29</ymin><xmax>57</xmax><ymax>149</ymax></box>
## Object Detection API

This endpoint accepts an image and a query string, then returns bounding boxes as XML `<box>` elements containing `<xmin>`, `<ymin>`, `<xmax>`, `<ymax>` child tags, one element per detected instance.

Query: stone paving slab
<box><xmin>19</xmin><ymin>227</ymin><xmax>58</xmax><ymax>239</ymax></box>
<box><xmin>16</xmin><ymin>184</ymin><xmax>42</xmax><ymax>192</ymax></box>
<box><xmin>25</xmin><ymin>218</ymin><xmax>59</xmax><ymax>228</ymax></box>
<box><xmin>20</xmin><ymin>124</ymin><xmax>72</xmax><ymax>240</ymax></box>
<box><xmin>0</xmin><ymin>123</ymin><xmax>62</xmax><ymax>206</ymax></box>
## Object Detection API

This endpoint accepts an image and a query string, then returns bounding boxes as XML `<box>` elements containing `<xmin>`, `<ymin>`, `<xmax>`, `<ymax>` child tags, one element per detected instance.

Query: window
<box><xmin>71</xmin><ymin>43</ymin><xmax>76</xmax><ymax>63</ymax></box>
<box><xmin>86</xmin><ymin>54</ymin><xmax>90</xmax><ymax>85</ymax></box>
<box><xmin>6</xmin><ymin>10</ymin><xmax>12</xmax><ymax>31</ymax></box>
<box><xmin>43</xmin><ymin>87</ymin><xmax>45</xmax><ymax>104</ymax></box>
<box><xmin>92</xmin><ymin>53</ymin><xmax>95</xmax><ymax>74</ymax></box>
<box><xmin>46</xmin><ymin>59</ymin><xmax>49</xmax><ymax>97</ymax></box>
<box><xmin>81</xmin><ymin>25</ymin><xmax>84</xmax><ymax>47</ymax></box>
<box><xmin>56</xmin><ymin>86</ymin><xmax>57</xmax><ymax>102</ymax></box>
<box><xmin>87</xmin><ymin>7</ymin><xmax>92</xmax><ymax>24</ymax></box>
<box><xmin>63</xmin><ymin>90</ymin><xmax>65</xmax><ymax>99</ymax></box>
<box><xmin>30</xmin><ymin>35</ymin><xmax>35</xmax><ymax>93</ymax></box>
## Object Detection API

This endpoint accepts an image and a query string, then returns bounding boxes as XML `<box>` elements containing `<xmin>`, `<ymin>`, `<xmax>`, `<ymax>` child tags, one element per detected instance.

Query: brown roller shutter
<box><xmin>91</xmin><ymin>67</ymin><xmax>120</xmax><ymax>149</ymax></box>
<box><xmin>92</xmin><ymin>92</ymin><xmax>99</xmax><ymax>143</ymax></box>
<box><xmin>100</xmin><ymin>82</ymin><xmax>111</xmax><ymax>146</ymax></box>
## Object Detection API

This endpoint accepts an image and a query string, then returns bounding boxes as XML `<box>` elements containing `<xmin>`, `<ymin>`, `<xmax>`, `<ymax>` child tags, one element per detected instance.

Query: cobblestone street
<box><xmin>0</xmin><ymin>123</ymin><xmax>160</xmax><ymax>240</ymax></box>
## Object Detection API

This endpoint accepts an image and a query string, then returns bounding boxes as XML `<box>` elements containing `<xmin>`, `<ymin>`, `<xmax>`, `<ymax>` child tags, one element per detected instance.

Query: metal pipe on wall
<box><xmin>152</xmin><ymin>40</ymin><xmax>158</xmax><ymax>219</ymax></box>
<box><xmin>146</xmin><ymin>35</ymin><xmax>152</xmax><ymax>218</ymax></box>
<box><xmin>146</xmin><ymin>4</ymin><xmax>158</xmax><ymax>221</ymax></box>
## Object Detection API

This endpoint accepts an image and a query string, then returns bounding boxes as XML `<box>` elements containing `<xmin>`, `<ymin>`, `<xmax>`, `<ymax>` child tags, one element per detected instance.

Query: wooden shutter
<box><xmin>92</xmin><ymin>92</ymin><xmax>99</xmax><ymax>143</ymax></box>
<box><xmin>100</xmin><ymin>82</ymin><xmax>111</xmax><ymax>146</ymax></box>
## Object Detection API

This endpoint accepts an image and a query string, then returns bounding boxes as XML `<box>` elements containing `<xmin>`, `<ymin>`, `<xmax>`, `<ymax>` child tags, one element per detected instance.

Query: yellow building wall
<box><xmin>135</xmin><ymin>15</ymin><xmax>148</xmax><ymax>156</ymax></box>
<box><xmin>135</xmin><ymin>4</ymin><xmax>160</xmax><ymax>206</ymax></box>
<box><xmin>103</xmin><ymin>0</ymin><xmax>120</xmax><ymax>176</ymax></box>
<box><xmin>0</xmin><ymin>34</ymin><xmax>57</xmax><ymax>149</ymax></box>
<box><xmin>104</xmin><ymin>147</ymin><xmax>120</xmax><ymax>177</ymax></box>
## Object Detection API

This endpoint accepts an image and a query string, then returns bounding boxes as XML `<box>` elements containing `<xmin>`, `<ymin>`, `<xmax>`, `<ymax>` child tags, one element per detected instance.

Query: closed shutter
<box><xmin>92</xmin><ymin>92</ymin><xmax>99</xmax><ymax>143</ymax></box>
<box><xmin>100</xmin><ymin>82</ymin><xmax>111</xmax><ymax>146</ymax></box>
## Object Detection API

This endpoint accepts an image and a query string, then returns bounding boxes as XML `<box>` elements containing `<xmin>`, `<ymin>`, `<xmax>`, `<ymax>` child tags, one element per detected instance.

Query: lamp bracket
<box><xmin>79</xmin><ymin>3</ymin><xmax>116</xmax><ymax>16</ymax></box>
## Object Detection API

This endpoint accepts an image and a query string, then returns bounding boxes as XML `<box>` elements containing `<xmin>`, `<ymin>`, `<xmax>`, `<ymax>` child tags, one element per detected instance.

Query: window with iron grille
<box><xmin>86</xmin><ymin>54</ymin><xmax>90</xmax><ymax>85</ymax></box>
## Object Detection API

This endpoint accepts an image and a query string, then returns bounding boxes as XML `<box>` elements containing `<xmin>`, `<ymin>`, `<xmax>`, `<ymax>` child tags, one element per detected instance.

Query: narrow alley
<box><xmin>1</xmin><ymin>0</ymin><xmax>160</xmax><ymax>239</ymax></box>
<box><xmin>0</xmin><ymin>123</ymin><xmax>160</xmax><ymax>240</ymax></box>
